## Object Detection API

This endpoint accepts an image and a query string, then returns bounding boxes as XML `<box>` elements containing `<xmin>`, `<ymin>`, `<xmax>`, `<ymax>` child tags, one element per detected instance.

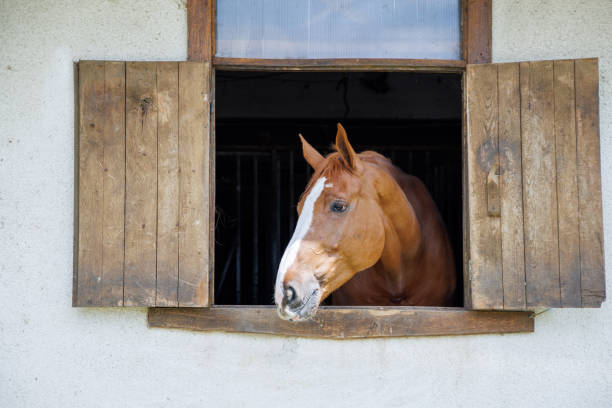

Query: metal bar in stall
<box><xmin>216</xmin><ymin>234</ymin><xmax>238</xmax><ymax>294</ymax></box>
<box><xmin>407</xmin><ymin>151</ymin><xmax>414</xmax><ymax>175</ymax></box>
<box><xmin>272</xmin><ymin>150</ymin><xmax>281</xmax><ymax>273</ymax></box>
<box><xmin>289</xmin><ymin>151</ymin><xmax>295</xmax><ymax>233</ymax></box>
<box><xmin>434</xmin><ymin>165</ymin><xmax>440</xmax><ymax>211</ymax></box>
<box><xmin>425</xmin><ymin>151</ymin><xmax>432</xmax><ymax>189</ymax></box>
<box><xmin>444</xmin><ymin>165</ymin><xmax>451</xmax><ymax>224</ymax></box>
<box><xmin>276</xmin><ymin>151</ymin><xmax>282</xmax><ymax>259</ymax></box>
<box><xmin>252</xmin><ymin>157</ymin><xmax>259</xmax><ymax>304</ymax></box>
<box><xmin>235</xmin><ymin>156</ymin><xmax>241</xmax><ymax>304</ymax></box>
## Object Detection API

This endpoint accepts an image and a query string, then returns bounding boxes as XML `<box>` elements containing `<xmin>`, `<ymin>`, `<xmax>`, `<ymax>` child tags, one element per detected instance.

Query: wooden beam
<box><xmin>101</xmin><ymin>62</ymin><xmax>126</xmax><ymax>306</ymax></box>
<box><xmin>213</xmin><ymin>58</ymin><xmax>466</xmax><ymax>72</ymax></box>
<box><xmin>76</xmin><ymin>61</ymin><xmax>105</xmax><ymax>306</ymax></box>
<box><xmin>156</xmin><ymin>62</ymin><xmax>180</xmax><ymax>307</ymax></box>
<box><xmin>520</xmin><ymin>61</ymin><xmax>561</xmax><ymax>308</ymax></box>
<box><xmin>125</xmin><ymin>62</ymin><xmax>158</xmax><ymax>306</ymax></box>
<box><xmin>187</xmin><ymin>0</ymin><xmax>215</xmax><ymax>305</ymax></box>
<box><xmin>465</xmin><ymin>0</ymin><xmax>492</xmax><ymax>64</ymax></box>
<box><xmin>575</xmin><ymin>58</ymin><xmax>605</xmax><ymax>307</ymax></box>
<box><xmin>466</xmin><ymin>63</ymin><xmax>503</xmax><ymax>309</ymax></box>
<box><xmin>553</xmin><ymin>60</ymin><xmax>581</xmax><ymax>307</ymax></box>
<box><xmin>497</xmin><ymin>63</ymin><xmax>526</xmax><ymax>310</ymax></box>
<box><xmin>177</xmin><ymin>62</ymin><xmax>211</xmax><ymax>307</ymax></box>
<box><xmin>188</xmin><ymin>0</ymin><xmax>214</xmax><ymax>61</ymax></box>
<box><xmin>148</xmin><ymin>306</ymin><xmax>534</xmax><ymax>338</ymax></box>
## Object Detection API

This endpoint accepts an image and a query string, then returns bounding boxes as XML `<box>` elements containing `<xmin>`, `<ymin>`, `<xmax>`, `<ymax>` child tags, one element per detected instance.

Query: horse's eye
<box><xmin>330</xmin><ymin>200</ymin><xmax>349</xmax><ymax>213</ymax></box>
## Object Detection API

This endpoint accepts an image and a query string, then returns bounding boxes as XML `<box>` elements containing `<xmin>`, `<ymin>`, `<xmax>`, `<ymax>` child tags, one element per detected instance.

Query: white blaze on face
<box><xmin>275</xmin><ymin>177</ymin><xmax>327</xmax><ymax>299</ymax></box>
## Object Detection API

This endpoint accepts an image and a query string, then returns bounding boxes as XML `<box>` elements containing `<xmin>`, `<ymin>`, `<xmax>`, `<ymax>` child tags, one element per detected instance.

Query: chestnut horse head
<box><xmin>275</xmin><ymin>124</ymin><xmax>391</xmax><ymax>320</ymax></box>
<box><xmin>275</xmin><ymin>124</ymin><xmax>456</xmax><ymax>321</ymax></box>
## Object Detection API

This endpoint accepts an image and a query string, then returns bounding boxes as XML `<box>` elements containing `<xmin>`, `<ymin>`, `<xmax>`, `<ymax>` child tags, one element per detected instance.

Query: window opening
<box><xmin>215</xmin><ymin>71</ymin><xmax>463</xmax><ymax>306</ymax></box>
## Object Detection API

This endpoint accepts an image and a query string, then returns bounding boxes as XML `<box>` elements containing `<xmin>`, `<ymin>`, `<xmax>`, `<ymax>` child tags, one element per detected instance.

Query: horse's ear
<box><xmin>299</xmin><ymin>133</ymin><xmax>324</xmax><ymax>170</ymax></box>
<box><xmin>335</xmin><ymin>123</ymin><xmax>359</xmax><ymax>170</ymax></box>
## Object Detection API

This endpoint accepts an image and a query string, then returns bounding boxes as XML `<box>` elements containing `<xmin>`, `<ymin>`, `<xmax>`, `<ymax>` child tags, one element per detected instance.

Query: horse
<box><xmin>274</xmin><ymin>123</ymin><xmax>456</xmax><ymax>321</ymax></box>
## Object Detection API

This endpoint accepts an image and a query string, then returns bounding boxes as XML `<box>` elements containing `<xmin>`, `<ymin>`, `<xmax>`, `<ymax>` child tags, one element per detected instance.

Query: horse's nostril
<box><xmin>285</xmin><ymin>286</ymin><xmax>296</xmax><ymax>304</ymax></box>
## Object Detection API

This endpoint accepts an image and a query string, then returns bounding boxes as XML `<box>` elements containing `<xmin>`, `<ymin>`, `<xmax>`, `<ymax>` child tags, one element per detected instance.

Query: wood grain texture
<box><xmin>486</xmin><ymin>164</ymin><xmax>500</xmax><ymax>217</ymax></box>
<box><xmin>156</xmin><ymin>62</ymin><xmax>180</xmax><ymax>307</ymax></box>
<box><xmin>553</xmin><ymin>60</ymin><xmax>581</xmax><ymax>307</ymax></box>
<box><xmin>213</xmin><ymin>57</ymin><xmax>465</xmax><ymax>72</ymax></box>
<box><xmin>497</xmin><ymin>63</ymin><xmax>526</xmax><ymax>310</ymax></box>
<box><xmin>76</xmin><ymin>61</ymin><xmax>105</xmax><ymax>306</ymax></box>
<box><xmin>72</xmin><ymin>63</ymin><xmax>80</xmax><ymax>306</ymax></box>
<box><xmin>465</xmin><ymin>0</ymin><xmax>492</xmax><ymax>64</ymax></box>
<box><xmin>125</xmin><ymin>62</ymin><xmax>158</xmax><ymax>306</ymax></box>
<box><xmin>148</xmin><ymin>306</ymin><xmax>534</xmax><ymax>338</ymax></box>
<box><xmin>101</xmin><ymin>62</ymin><xmax>126</xmax><ymax>306</ymax></box>
<box><xmin>187</xmin><ymin>0</ymin><xmax>215</xmax><ymax>305</ymax></box>
<box><xmin>74</xmin><ymin>56</ymin><xmax>603</xmax><ymax>315</ymax></box>
<box><xmin>520</xmin><ymin>61</ymin><xmax>561</xmax><ymax>308</ymax></box>
<box><xmin>75</xmin><ymin>61</ymin><xmax>212</xmax><ymax>307</ymax></box>
<box><xmin>208</xmin><ymin>72</ymin><xmax>216</xmax><ymax>306</ymax></box>
<box><xmin>461</xmin><ymin>69</ymin><xmax>472</xmax><ymax>309</ymax></box>
<box><xmin>178</xmin><ymin>62</ymin><xmax>210</xmax><ymax>307</ymax></box>
<box><xmin>466</xmin><ymin>58</ymin><xmax>604</xmax><ymax>310</ymax></box>
<box><xmin>575</xmin><ymin>58</ymin><xmax>605</xmax><ymax>307</ymax></box>
<box><xmin>188</xmin><ymin>0</ymin><xmax>213</xmax><ymax>61</ymax></box>
<box><xmin>466</xmin><ymin>63</ymin><xmax>503</xmax><ymax>309</ymax></box>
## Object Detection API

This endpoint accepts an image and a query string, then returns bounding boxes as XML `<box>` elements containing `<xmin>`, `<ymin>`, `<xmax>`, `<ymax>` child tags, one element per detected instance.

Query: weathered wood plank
<box><xmin>148</xmin><ymin>306</ymin><xmax>534</xmax><ymax>338</ymax></box>
<box><xmin>465</xmin><ymin>0</ymin><xmax>492</xmax><ymax>64</ymax></box>
<box><xmin>467</xmin><ymin>63</ymin><xmax>503</xmax><ymax>309</ymax></box>
<box><xmin>187</xmin><ymin>0</ymin><xmax>215</xmax><ymax>306</ymax></box>
<box><xmin>213</xmin><ymin>57</ymin><xmax>465</xmax><ymax>72</ymax></box>
<box><xmin>178</xmin><ymin>62</ymin><xmax>210</xmax><ymax>307</ymax></box>
<box><xmin>72</xmin><ymin>62</ymin><xmax>80</xmax><ymax>306</ymax></box>
<box><xmin>461</xmin><ymin>68</ymin><xmax>472</xmax><ymax>309</ymax></box>
<box><xmin>188</xmin><ymin>0</ymin><xmax>213</xmax><ymax>62</ymax></box>
<box><xmin>156</xmin><ymin>62</ymin><xmax>180</xmax><ymax>307</ymax></box>
<box><xmin>575</xmin><ymin>58</ymin><xmax>605</xmax><ymax>307</ymax></box>
<box><xmin>125</xmin><ymin>62</ymin><xmax>158</xmax><ymax>306</ymax></box>
<box><xmin>76</xmin><ymin>61</ymin><xmax>105</xmax><ymax>306</ymax></box>
<box><xmin>100</xmin><ymin>62</ymin><xmax>126</xmax><ymax>306</ymax></box>
<box><xmin>520</xmin><ymin>61</ymin><xmax>561</xmax><ymax>308</ymax></box>
<box><xmin>208</xmin><ymin>72</ymin><xmax>216</xmax><ymax>306</ymax></box>
<box><xmin>498</xmin><ymin>63</ymin><xmax>526</xmax><ymax>310</ymax></box>
<box><xmin>553</xmin><ymin>60</ymin><xmax>582</xmax><ymax>307</ymax></box>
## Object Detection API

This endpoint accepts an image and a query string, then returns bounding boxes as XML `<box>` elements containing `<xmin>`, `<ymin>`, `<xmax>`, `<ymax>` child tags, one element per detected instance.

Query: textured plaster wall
<box><xmin>1</xmin><ymin>1</ymin><xmax>611</xmax><ymax>407</ymax></box>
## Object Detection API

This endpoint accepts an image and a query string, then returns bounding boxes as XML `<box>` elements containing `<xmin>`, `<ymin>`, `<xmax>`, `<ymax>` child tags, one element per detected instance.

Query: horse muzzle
<box><xmin>276</xmin><ymin>280</ymin><xmax>321</xmax><ymax>322</ymax></box>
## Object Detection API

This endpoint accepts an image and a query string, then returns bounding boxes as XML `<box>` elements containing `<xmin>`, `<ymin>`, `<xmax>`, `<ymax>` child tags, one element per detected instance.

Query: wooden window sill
<box><xmin>213</xmin><ymin>57</ymin><xmax>466</xmax><ymax>73</ymax></box>
<box><xmin>147</xmin><ymin>305</ymin><xmax>533</xmax><ymax>339</ymax></box>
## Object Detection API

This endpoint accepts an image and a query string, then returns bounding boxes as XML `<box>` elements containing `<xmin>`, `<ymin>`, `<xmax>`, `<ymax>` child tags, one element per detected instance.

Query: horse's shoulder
<box><xmin>396</xmin><ymin>173</ymin><xmax>427</xmax><ymax>193</ymax></box>
<box><xmin>393</xmin><ymin>172</ymin><xmax>431</xmax><ymax>207</ymax></box>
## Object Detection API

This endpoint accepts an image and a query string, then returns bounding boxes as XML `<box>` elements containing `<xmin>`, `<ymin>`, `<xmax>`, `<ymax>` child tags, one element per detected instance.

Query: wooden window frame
<box><xmin>147</xmin><ymin>0</ymin><xmax>535</xmax><ymax>338</ymax></box>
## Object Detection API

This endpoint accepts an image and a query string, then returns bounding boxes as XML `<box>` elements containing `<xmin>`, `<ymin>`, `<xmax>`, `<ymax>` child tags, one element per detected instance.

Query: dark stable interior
<box><xmin>214</xmin><ymin>70</ymin><xmax>463</xmax><ymax>306</ymax></box>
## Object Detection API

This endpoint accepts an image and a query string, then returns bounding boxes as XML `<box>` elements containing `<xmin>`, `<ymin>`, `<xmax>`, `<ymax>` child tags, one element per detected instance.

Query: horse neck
<box><xmin>369</xmin><ymin>163</ymin><xmax>422</xmax><ymax>288</ymax></box>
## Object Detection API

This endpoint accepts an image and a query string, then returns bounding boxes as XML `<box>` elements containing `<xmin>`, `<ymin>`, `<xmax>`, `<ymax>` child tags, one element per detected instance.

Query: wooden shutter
<box><xmin>74</xmin><ymin>61</ymin><xmax>211</xmax><ymax>307</ymax></box>
<box><xmin>466</xmin><ymin>58</ymin><xmax>605</xmax><ymax>310</ymax></box>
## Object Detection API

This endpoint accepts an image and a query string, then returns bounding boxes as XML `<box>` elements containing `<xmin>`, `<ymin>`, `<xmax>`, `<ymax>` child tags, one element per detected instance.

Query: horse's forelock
<box><xmin>299</xmin><ymin>150</ymin><xmax>393</xmax><ymax>207</ymax></box>
<box><xmin>299</xmin><ymin>153</ymin><xmax>349</xmax><ymax>203</ymax></box>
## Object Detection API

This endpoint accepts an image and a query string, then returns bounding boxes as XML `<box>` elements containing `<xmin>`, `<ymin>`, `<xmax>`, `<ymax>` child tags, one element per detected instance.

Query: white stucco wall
<box><xmin>1</xmin><ymin>1</ymin><xmax>611</xmax><ymax>406</ymax></box>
